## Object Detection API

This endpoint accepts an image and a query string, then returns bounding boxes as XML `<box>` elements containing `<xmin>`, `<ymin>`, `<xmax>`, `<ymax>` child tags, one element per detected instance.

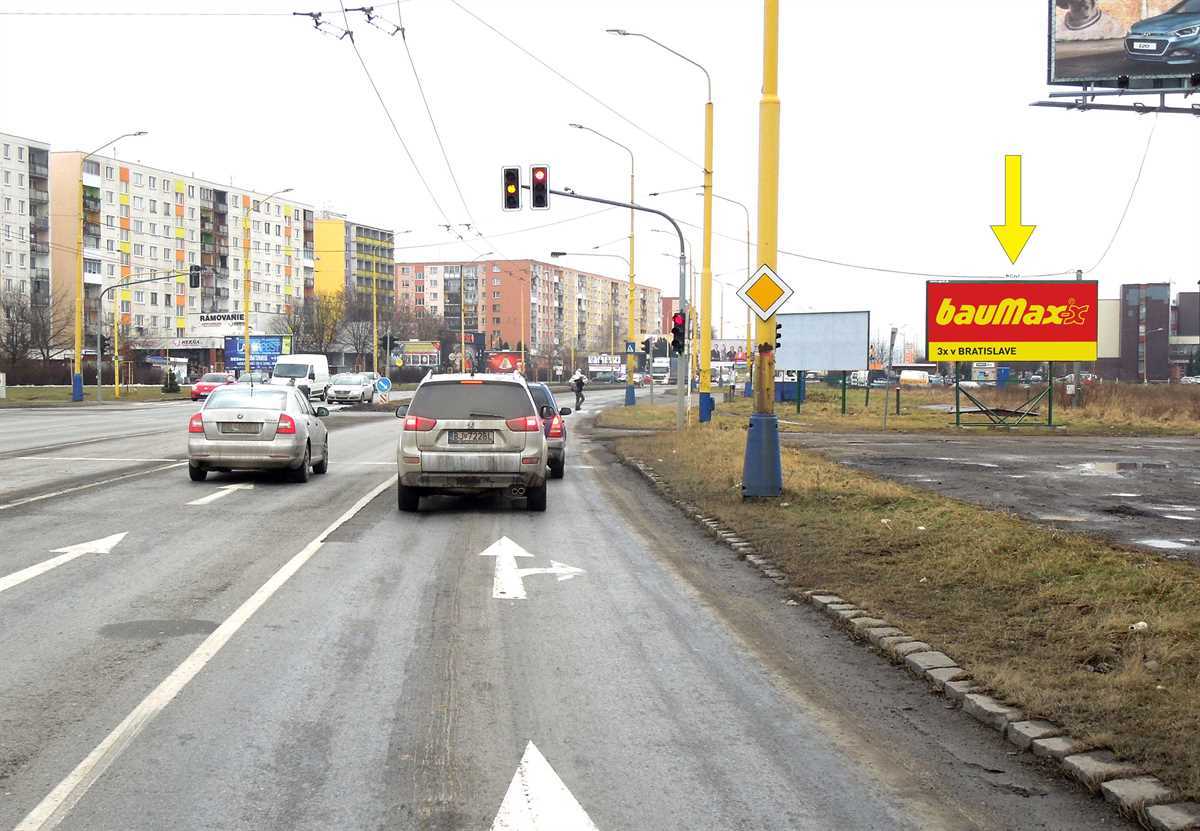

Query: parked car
<box><xmin>394</xmin><ymin>373</ymin><xmax>548</xmax><ymax>512</ymax></box>
<box><xmin>327</xmin><ymin>372</ymin><xmax>376</xmax><ymax>404</ymax></box>
<box><xmin>1125</xmin><ymin>2</ymin><xmax>1200</xmax><ymax>66</ymax></box>
<box><xmin>528</xmin><ymin>382</ymin><xmax>572</xmax><ymax>479</ymax></box>
<box><xmin>187</xmin><ymin>385</ymin><xmax>329</xmax><ymax>483</ymax></box>
<box><xmin>268</xmin><ymin>354</ymin><xmax>331</xmax><ymax>400</ymax></box>
<box><xmin>190</xmin><ymin>372</ymin><xmax>235</xmax><ymax>401</ymax></box>
<box><xmin>1180</xmin><ymin>375</ymin><xmax>1200</xmax><ymax>384</ymax></box>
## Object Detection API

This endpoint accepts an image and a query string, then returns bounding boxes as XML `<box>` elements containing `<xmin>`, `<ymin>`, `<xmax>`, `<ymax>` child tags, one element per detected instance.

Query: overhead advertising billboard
<box><xmin>775</xmin><ymin>311</ymin><xmax>870</xmax><ymax>371</ymax></box>
<box><xmin>926</xmin><ymin>281</ymin><xmax>1099</xmax><ymax>362</ymax></box>
<box><xmin>391</xmin><ymin>340</ymin><xmax>441</xmax><ymax>369</ymax></box>
<box><xmin>223</xmin><ymin>335</ymin><xmax>291</xmax><ymax>372</ymax></box>
<box><xmin>487</xmin><ymin>351</ymin><xmax>526</xmax><ymax>374</ymax></box>
<box><xmin>1051</xmin><ymin>0</ymin><xmax>1200</xmax><ymax>85</ymax></box>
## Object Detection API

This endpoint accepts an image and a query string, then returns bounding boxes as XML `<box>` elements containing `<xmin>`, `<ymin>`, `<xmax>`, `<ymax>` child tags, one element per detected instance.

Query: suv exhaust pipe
<box><xmin>509</xmin><ymin>485</ymin><xmax>527</xmax><ymax>497</ymax></box>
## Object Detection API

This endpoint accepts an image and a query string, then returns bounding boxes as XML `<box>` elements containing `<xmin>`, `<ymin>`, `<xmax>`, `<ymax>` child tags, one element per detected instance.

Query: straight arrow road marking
<box><xmin>490</xmin><ymin>742</ymin><xmax>599</xmax><ymax>830</ymax></box>
<box><xmin>0</xmin><ymin>533</ymin><xmax>127</xmax><ymax>595</ymax></box>
<box><xmin>479</xmin><ymin>537</ymin><xmax>585</xmax><ymax>600</ymax></box>
<box><xmin>186</xmin><ymin>483</ymin><xmax>254</xmax><ymax>506</ymax></box>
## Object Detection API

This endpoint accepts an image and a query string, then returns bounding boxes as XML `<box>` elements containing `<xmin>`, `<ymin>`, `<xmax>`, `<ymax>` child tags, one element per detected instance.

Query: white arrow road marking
<box><xmin>490</xmin><ymin>742</ymin><xmax>599</xmax><ymax>831</ymax></box>
<box><xmin>479</xmin><ymin>537</ymin><xmax>585</xmax><ymax>600</ymax></box>
<box><xmin>0</xmin><ymin>533</ymin><xmax>127</xmax><ymax>595</ymax></box>
<box><xmin>186</xmin><ymin>483</ymin><xmax>254</xmax><ymax>506</ymax></box>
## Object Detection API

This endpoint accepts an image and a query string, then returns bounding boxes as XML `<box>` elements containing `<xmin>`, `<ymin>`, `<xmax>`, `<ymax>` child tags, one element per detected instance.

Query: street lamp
<box><xmin>242</xmin><ymin>187</ymin><xmax>292</xmax><ymax>375</ymax></box>
<box><xmin>569</xmin><ymin>122</ymin><xmax>639</xmax><ymax>406</ymax></box>
<box><xmin>608</xmin><ymin>28</ymin><xmax>716</xmax><ymax>420</ymax></box>
<box><xmin>72</xmin><ymin>130</ymin><xmax>148</xmax><ymax>401</ymax></box>
<box><xmin>651</xmin><ymin>187</ymin><xmax>753</xmax><ymax>392</ymax></box>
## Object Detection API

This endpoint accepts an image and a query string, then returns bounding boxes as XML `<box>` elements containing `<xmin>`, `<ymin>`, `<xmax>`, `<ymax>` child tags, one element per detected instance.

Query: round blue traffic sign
<box><xmin>375</xmin><ymin>377</ymin><xmax>392</xmax><ymax>393</ymax></box>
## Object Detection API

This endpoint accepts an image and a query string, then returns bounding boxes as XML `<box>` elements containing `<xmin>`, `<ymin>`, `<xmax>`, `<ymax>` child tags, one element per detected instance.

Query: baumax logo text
<box><xmin>934</xmin><ymin>297</ymin><xmax>1089</xmax><ymax>327</ymax></box>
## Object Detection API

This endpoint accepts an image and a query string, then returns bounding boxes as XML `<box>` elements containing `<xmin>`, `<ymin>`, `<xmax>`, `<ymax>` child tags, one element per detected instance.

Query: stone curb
<box><xmin>618</xmin><ymin>456</ymin><xmax>1194</xmax><ymax>830</ymax></box>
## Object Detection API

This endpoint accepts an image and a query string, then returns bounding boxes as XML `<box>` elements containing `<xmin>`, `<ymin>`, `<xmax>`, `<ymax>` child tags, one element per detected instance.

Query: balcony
<box><xmin>28</xmin><ymin>187</ymin><xmax>49</xmax><ymax>203</ymax></box>
<box><xmin>215</xmin><ymin>202</ymin><xmax>228</xmax><ymax>215</ymax></box>
<box><xmin>30</xmin><ymin>241</ymin><xmax>49</xmax><ymax>255</ymax></box>
<box><xmin>83</xmin><ymin>197</ymin><xmax>102</xmax><ymax>212</ymax></box>
<box><xmin>29</xmin><ymin>163</ymin><xmax>49</xmax><ymax>177</ymax></box>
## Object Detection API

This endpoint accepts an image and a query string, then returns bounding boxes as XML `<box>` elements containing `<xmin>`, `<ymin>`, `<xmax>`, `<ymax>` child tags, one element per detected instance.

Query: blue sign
<box><xmin>375</xmin><ymin>377</ymin><xmax>392</xmax><ymax>393</ymax></box>
<box><xmin>624</xmin><ymin>340</ymin><xmax>637</xmax><ymax>354</ymax></box>
<box><xmin>223</xmin><ymin>336</ymin><xmax>291</xmax><ymax>372</ymax></box>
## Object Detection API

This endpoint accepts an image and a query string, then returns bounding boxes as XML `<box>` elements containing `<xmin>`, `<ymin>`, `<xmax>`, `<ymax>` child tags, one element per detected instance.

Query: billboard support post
<box><xmin>954</xmin><ymin>364</ymin><xmax>961</xmax><ymax>428</ymax></box>
<box><xmin>1047</xmin><ymin>363</ymin><xmax>1054</xmax><ymax>427</ymax></box>
<box><xmin>841</xmin><ymin>371</ymin><xmax>847</xmax><ymax>415</ymax></box>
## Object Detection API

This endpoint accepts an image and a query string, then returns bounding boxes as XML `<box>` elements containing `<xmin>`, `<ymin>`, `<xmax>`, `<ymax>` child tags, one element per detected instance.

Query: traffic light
<box><xmin>670</xmin><ymin>311</ymin><xmax>686</xmax><ymax>355</ymax></box>
<box><xmin>530</xmin><ymin>164</ymin><xmax>549</xmax><ymax>210</ymax></box>
<box><xmin>502</xmin><ymin>166</ymin><xmax>521</xmax><ymax>211</ymax></box>
<box><xmin>775</xmin><ymin>321</ymin><xmax>783</xmax><ymax>351</ymax></box>
<box><xmin>189</xmin><ymin>264</ymin><xmax>201</xmax><ymax>289</ymax></box>
<box><xmin>642</xmin><ymin>337</ymin><xmax>652</xmax><ymax>355</ymax></box>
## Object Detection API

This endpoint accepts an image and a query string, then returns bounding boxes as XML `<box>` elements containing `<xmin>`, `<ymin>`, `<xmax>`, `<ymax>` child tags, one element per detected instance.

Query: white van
<box><xmin>269</xmin><ymin>354</ymin><xmax>331</xmax><ymax>400</ymax></box>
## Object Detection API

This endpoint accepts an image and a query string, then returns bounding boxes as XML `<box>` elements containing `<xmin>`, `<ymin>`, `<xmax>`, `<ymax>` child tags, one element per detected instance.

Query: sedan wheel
<box><xmin>313</xmin><ymin>439</ymin><xmax>329</xmax><ymax>474</ymax></box>
<box><xmin>288</xmin><ymin>444</ymin><xmax>311</xmax><ymax>483</ymax></box>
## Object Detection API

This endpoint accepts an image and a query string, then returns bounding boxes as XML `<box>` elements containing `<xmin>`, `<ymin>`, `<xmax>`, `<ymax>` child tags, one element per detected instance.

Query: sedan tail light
<box><xmin>403</xmin><ymin>415</ymin><xmax>437</xmax><ymax>432</ymax></box>
<box><xmin>188</xmin><ymin>413</ymin><xmax>204</xmax><ymax>433</ymax></box>
<box><xmin>547</xmin><ymin>415</ymin><xmax>564</xmax><ymax>438</ymax></box>
<box><xmin>277</xmin><ymin>413</ymin><xmax>297</xmax><ymax>434</ymax></box>
<box><xmin>506</xmin><ymin>415</ymin><xmax>541</xmax><ymax>432</ymax></box>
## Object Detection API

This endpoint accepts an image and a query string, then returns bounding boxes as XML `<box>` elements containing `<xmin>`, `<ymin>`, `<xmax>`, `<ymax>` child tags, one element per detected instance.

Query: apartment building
<box><xmin>49</xmin><ymin>151</ymin><xmax>314</xmax><ymax>364</ymax></box>
<box><xmin>0</xmin><ymin>132</ymin><xmax>51</xmax><ymax>303</ymax></box>
<box><xmin>395</xmin><ymin>258</ymin><xmax>662</xmax><ymax>367</ymax></box>
<box><xmin>313</xmin><ymin>213</ymin><xmax>395</xmax><ymax>306</ymax></box>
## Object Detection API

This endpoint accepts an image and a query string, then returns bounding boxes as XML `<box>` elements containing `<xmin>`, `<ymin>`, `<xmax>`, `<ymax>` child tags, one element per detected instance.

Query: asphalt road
<box><xmin>0</xmin><ymin>390</ymin><xmax>1118</xmax><ymax>830</ymax></box>
<box><xmin>784</xmin><ymin>431</ymin><xmax>1200</xmax><ymax>560</ymax></box>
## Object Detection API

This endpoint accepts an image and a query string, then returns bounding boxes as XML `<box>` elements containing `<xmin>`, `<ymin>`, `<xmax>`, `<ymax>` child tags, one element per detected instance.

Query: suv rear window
<box><xmin>409</xmin><ymin>381</ymin><xmax>535</xmax><ymax>420</ymax></box>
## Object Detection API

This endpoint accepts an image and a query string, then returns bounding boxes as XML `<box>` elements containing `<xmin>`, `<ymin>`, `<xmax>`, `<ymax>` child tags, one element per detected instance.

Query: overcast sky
<box><xmin>2</xmin><ymin>0</ymin><xmax>1195</xmax><ymax>346</ymax></box>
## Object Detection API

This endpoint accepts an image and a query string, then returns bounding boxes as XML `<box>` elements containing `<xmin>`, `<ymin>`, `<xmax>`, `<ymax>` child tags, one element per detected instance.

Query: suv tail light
<box><xmin>277</xmin><ymin>413</ymin><xmax>297</xmax><ymax>434</ymax></box>
<box><xmin>188</xmin><ymin>413</ymin><xmax>204</xmax><ymax>433</ymax></box>
<box><xmin>404</xmin><ymin>415</ymin><xmax>437</xmax><ymax>432</ymax></box>
<box><xmin>506</xmin><ymin>415</ymin><xmax>541</xmax><ymax>432</ymax></box>
<box><xmin>547</xmin><ymin>415</ymin><xmax>564</xmax><ymax>438</ymax></box>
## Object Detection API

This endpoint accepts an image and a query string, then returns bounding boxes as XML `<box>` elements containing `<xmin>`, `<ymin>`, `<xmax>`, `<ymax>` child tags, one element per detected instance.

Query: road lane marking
<box><xmin>0</xmin><ymin>462</ymin><xmax>187</xmax><ymax>512</ymax></box>
<box><xmin>480</xmin><ymin>537</ymin><xmax>585</xmax><ymax>601</ymax></box>
<box><xmin>186</xmin><ymin>483</ymin><xmax>254</xmax><ymax>506</ymax></box>
<box><xmin>15</xmin><ymin>457</ymin><xmax>182</xmax><ymax>463</ymax></box>
<box><xmin>491</xmin><ymin>741</ymin><xmax>599</xmax><ymax>830</ymax></box>
<box><xmin>13</xmin><ymin>474</ymin><xmax>398</xmax><ymax>831</ymax></box>
<box><xmin>0</xmin><ymin>533</ymin><xmax>127</xmax><ymax>595</ymax></box>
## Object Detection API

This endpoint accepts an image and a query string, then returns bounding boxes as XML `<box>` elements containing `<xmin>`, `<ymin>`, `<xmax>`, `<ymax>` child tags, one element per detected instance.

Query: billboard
<box><xmin>223</xmin><ymin>335</ymin><xmax>291</xmax><ymax>371</ymax></box>
<box><xmin>775</xmin><ymin>311</ymin><xmax>870</xmax><ymax>372</ymax></box>
<box><xmin>487</xmin><ymin>351</ymin><xmax>526</xmax><ymax>374</ymax></box>
<box><xmin>1051</xmin><ymin>0</ymin><xmax>1200</xmax><ymax>85</ymax></box>
<box><xmin>391</xmin><ymin>340</ymin><xmax>441</xmax><ymax>369</ymax></box>
<box><xmin>926</xmin><ymin>281</ymin><xmax>1098</xmax><ymax>362</ymax></box>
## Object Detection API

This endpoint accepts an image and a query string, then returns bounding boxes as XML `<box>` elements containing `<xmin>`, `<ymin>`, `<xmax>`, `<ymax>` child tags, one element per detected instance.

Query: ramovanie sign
<box><xmin>926</xmin><ymin>281</ymin><xmax>1098</xmax><ymax>362</ymax></box>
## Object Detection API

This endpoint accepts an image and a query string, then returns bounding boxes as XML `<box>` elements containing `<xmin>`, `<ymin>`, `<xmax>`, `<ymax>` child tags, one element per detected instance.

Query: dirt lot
<box><xmin>784</xmin><ymin>432</ymin><xmax>1200</xmax><ymax>561</ymax></box>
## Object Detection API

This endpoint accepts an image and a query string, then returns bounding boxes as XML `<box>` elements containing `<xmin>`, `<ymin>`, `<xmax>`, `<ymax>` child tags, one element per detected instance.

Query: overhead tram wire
<box><xmin>325</xmin><ymin>2</ymin><xmax>483</xmax><ymax>256</ymax></box>
<box><xmin>1086</xmin><ymin>110</ymin><xmax>1159</xmax><ymax>274</ymax></box>
<box><xmin>446</xmin><ymin>0</ymin><xmax>702</xmax><ymax>172</ymax></box>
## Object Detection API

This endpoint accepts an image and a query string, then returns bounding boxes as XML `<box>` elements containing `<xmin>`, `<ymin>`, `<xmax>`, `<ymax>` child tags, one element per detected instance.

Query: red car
<box><xmin>190</xmin><ymin>372</ymin><xmax>234</xmax><ymax>401</ymax></box>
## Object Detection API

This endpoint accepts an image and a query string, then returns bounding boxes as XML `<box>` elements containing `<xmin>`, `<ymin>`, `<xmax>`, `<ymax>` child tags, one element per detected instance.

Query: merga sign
<box><xmin>926</xmin><ymin>281</ymin><xmax>1098</xmax><ymax>362</ymax></box>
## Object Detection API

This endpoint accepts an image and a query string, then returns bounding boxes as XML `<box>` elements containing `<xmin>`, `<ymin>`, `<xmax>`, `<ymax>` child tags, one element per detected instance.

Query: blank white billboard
<box><xmin>1097</xmin><ymin>298</ymin><xmax>1120</xmax><ymax>360</ymax></box>
<box><xmin>775</xmin><ymin>311</ymin><xmax>870</xmax><ymax>371</ymax></box>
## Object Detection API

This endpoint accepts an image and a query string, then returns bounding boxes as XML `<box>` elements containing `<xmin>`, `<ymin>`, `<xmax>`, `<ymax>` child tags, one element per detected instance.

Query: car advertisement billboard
<box><xmin>1051</xmin><ymin>0</ymin><xmax>1200</xmax><ymax>84</ymax></box>
<box><xmin>926</xmin><ymin>281</ymin><xmax>1099</xmax><ymax>362</ymax></box>
<box><xmin>223</xmin><ymin>335</ymin><xmax>291</xmax><ymax>372</ymax></box>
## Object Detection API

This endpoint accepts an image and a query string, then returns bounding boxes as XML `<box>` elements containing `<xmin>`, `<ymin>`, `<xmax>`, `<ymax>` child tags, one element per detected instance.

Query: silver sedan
<box><xmin>187</xmin><ymin>385</ymin><xmax>330</xmax><ymax>483</ymax></box>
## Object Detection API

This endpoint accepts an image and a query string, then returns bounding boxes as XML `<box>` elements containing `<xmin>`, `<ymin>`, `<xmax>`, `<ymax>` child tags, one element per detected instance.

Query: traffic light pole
<box><xmin>537</xmin><ymin>185</ymin><xmax>688</xmax><ymax>430</ymax></box>
<box><xmin>95</xmin><ymin>270</ymin><xmax>183</xmax><ymax>402</ymax></box>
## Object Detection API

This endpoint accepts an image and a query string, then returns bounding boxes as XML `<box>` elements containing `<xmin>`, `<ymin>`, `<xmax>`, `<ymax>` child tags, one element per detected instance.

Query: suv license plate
<box><xmin>449</xmin><ymin>430</ymin><xmax>493</xmax><ymax>444</ymax></box>
<box><xmin>1133</xmin><ymin>41</ymin><xmax>1157</xmax><ymax>50</ymax></box>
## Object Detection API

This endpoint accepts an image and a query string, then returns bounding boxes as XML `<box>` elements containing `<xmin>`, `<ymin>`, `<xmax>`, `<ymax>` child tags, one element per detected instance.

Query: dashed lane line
<box><xmin>0</xmin><ymin>462</ymin><xmax>187</xmax><ymax>512</ymax></box>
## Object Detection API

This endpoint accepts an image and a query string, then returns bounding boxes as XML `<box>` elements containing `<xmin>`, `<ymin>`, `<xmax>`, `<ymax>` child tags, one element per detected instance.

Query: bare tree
<box><xmin>0</xmin><ymin>289</ymin><xmax>33</xmax><ymax>370</ymax></box>
<box><xmin>269</xmin><ymin>291</ymin><xmax>345</xmax><ymax>355</ymax></box>
<box><xmin>340</xmin><ymin>294</ymin><xmax>375</xmax><ymax>371</ymax></box>
<box><xmin>29</xmin><ymin>292</ymin><xmax>73</xmax><ymax>365</ymax></box>
<box><xmin>391</xmin><ymin>304</ymin><xmax>443</xmax><ymax>341</ymax></box>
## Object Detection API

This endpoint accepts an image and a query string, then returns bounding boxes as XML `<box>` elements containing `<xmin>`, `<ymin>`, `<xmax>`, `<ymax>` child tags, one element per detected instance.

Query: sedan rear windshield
<box><xmin>205</xmin><ymin>388</ymin><xmax>289</xmax><ymax>410</ymax></box>
<box><xmin>199</xmin><ymin>373</ymin><xmax>229</xmax><ymax>383</ymax></box>
<box><xmin>408</xmin><ymin>381</ymin><xmax>535</xmax><ymax>420</ymax></box>
<box><xmin>332</xmin><ymin>374</ymin><xmax>365</xmax><ymax>384</ymax></box>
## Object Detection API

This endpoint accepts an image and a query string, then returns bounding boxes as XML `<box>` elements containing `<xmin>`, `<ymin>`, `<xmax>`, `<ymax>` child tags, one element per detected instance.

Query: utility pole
<box><xmin>742</xmin><ymin>0</ymin><xmax>784</xmax><ymax>497</ymax></box>
<box><xmin>1073</xmin><ymin>268</ymin><xmax>1083</xmax><ymax>407</ymax></box>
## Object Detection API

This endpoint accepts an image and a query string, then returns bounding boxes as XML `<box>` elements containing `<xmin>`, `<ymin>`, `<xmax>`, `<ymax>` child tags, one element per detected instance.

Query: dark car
<box><xmin>528</xmin><ymin>382</ymin><xmax>571</xmax><ymax>479</ymax></box>
<box><xmin>1126</xmin><ymin>0</ymin><xmax>1200</xmax><ymax>64</ymax></box>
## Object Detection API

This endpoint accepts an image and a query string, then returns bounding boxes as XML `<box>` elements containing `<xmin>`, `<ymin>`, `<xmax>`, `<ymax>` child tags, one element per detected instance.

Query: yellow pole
<box><xmin>372</xmin><ymin>262</ymin><xmax>379</xmax><ymax>375</ymax></box>
<box><xmin>113</xmin><ymin>282</ymin><xmax>121</xmax><ymax>398</ymax></box>
<box><xmin>699</xmin><ymin>99</ymin><xmax>715</xmax><ymax>416</ymax></box>
<box><xmin>74</xmin><ymin>160</ymin><xmax>84</xmax><ymax>395</ymax></box>
<box><xmin>754</xmin><ymin>0</ymin><xmax>780</xmax><ymax>414</ymax></box>
<box><xmin>627</xmin><ymin>167</ymin><xmax>636</xmax><ymax>402</ymax></box>
<box><xmin>243</xmin><ymin>199</ymin><xmax>252</xmax><ymax>374</ymax></box>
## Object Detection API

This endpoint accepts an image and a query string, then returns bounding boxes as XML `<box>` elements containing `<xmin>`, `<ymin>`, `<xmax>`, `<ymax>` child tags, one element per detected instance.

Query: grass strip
<box><xmin>615</xmin><ymin>426</ymin><xmax>1200</xmax><ymax>798</ymax></box>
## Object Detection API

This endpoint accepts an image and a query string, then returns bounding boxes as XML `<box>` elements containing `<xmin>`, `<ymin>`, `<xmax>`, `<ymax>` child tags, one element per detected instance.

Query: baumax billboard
<box><xmin>1051</xmin><ymin>0</ymin><xmax>1200</xmax><ymax>85</ymax></box>
<box><xmin>926</xmin><ymin>281</ymin><xmax>1099</xmax><ymax>362</ymax></box>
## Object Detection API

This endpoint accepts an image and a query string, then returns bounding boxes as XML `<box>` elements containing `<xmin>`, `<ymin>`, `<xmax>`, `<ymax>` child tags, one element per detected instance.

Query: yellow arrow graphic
<box><xmin>991</xmin><ymin>154</ymin><xmax>1036</xmax><ymax>265</ymax></box>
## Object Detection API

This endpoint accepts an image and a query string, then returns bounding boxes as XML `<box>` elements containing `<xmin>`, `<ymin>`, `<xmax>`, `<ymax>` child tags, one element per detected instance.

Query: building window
<box><xmin>133</xmin><ymin>244</ymin><xmax>144</xmax><ymax>256</ymax></box>
<box><xmin>133</xmin><ymin>173</ymin><xmax>143</xmax><ymax>186</ymax></box>
<box><xmin>84</xmin><ymin>258</ymin><xmax>100</xmax><ymax>274</ymax></box>
<box><xmin>2</xmin><ymin>144</ymin><xmax>9</xmax><ymax>159</ymax></box>
<box><xmin>17</xmin><ymin>147</ymin><xmax>24</xmax><ymax>161</ymax></box>
<box><xmin>134</xmin><ymin>290</ymin><xmax>144</xmax><ymax>303</ymax></box>
<box><xmin>148</xmin><ymin>176</ymin><xmax>157</xmax><ymax>189</ymax></box>
<box><xmin>84</xmin><ymin>160</ymin><xmax>100</xmax><ymax>176</ymax></box>
<box><xmin>150</xmin><ymin>292</ymin><xmax>158</xmax><ymax>306</ymax></box>
<box><xmin>187</xmin><ymin>185</ymin><xmax>195</xmax><ymax>198</ymax></box>
<box><xmin>104</xmin><ymin>165</ymin><xmax>114</xmax><ymax>180</ymax></box>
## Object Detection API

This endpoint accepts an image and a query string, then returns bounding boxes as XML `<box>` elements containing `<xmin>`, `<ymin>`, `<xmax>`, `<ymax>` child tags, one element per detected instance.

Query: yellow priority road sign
<box><xmin>737</xmin><ymin>264</ymin><xmax>793</xmax><ymax>321</ymax></box>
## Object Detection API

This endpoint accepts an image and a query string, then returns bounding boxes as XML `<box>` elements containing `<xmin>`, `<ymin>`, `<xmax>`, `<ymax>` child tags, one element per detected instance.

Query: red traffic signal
<box><xmin>530</xmin><ymin>164</ymin><xmax>549</xmax><ymax>210</ymax></box>
<box><xmin>670</xmin><ymin>311</ymin><xmax>686</xmax><ymax>355</ymax></box>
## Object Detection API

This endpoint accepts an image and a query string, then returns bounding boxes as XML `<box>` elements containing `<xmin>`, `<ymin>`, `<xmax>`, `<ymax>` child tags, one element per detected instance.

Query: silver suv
<box><xmin>395</xmin><ymin>373</ymin><xmax>549</xmax><ymax>512</ymax></box>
